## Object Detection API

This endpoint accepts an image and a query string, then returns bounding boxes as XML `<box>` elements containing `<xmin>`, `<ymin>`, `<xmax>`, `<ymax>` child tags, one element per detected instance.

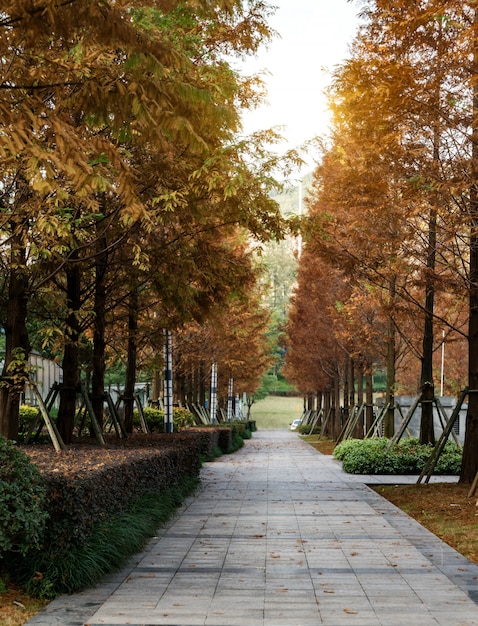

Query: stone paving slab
<box><xmin>26</xmin><ymin>429</ymin><xmax>478</xmax><ymax>625</ymax></box>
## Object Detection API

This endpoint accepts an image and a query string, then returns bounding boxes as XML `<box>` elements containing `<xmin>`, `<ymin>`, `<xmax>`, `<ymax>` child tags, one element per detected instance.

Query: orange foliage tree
<box><xmin>288</xmin><ymin>0</ymin><xmax>478</xmax><ymax>480</ymax></box>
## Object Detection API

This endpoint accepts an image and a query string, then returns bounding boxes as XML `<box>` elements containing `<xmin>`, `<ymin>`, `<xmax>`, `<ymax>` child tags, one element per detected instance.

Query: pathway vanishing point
<box><xmin>26</xmin><ymin>429</ymin><xmax>478</xmax><ymax>625</ymax></box>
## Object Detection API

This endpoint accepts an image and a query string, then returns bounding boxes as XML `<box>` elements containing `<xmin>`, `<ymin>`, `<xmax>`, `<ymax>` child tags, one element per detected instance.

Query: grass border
<box><xmin>12</xmin><ymin>475</ymin><xmax>199</xmax><ymax>599</ymax></box>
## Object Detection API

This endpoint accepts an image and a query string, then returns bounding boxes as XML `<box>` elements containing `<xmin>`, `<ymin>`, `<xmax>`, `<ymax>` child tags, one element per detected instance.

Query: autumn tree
<box><xmin>304</xmin><ymin>112</ymin><xmax>414</xmax><ymax>437</ymax></box>
<box><xmin>346</xmin><ymin>0</ymin><xmax>478</xmax><ymax>481</ymax></box>
<box><xmin>174</xmin><ymin>266</ymin><xmax>274</xmax><ymax>410</ymax></box>
<box><xmin>283</xmin><ymin>251</ymin><xmax>351</xmax><ymax>438</ymax></box>
<box><xmin>0</xmin><ymin>0</ymin><xmax>297</xmax><ymax>441</ymax></box>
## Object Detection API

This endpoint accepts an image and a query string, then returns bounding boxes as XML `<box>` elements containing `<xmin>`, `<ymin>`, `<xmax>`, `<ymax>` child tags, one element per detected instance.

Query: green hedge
<box><xmin>0</xmin><ymin>436</ymin><xmax>48</xmax><ymax>557</ymax></box>
<box><xmin>2</xmin><ymin>421</ymin><xmax>252</xmax><ymax>597</ymax></box>
<box><xmin>39</xmin><ymin>435</ymin><xmax>203</xmax><ymax>555</ymax></box>
<box><xmin>333</xmin><ymin>437</ymin><xmax>462</xmax><ymax>475</ymax></box>
<box><xmin>4</xmin><ymin>428</ymin><xmax>230</xmax><ymax>597</ymax></box>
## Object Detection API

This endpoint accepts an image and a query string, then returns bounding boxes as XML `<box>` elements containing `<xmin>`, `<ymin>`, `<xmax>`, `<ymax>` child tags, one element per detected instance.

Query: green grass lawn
<box><xmin>250</xmin><ymin>395</ymin><xmax>304</xmax><ymax>429</ymax></box>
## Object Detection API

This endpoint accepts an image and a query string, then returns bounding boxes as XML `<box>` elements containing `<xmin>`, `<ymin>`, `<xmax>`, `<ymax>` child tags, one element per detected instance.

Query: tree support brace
<box><xmin>26</xmin><ymin>379</ymin><xmax>65</xmax><ymax>452</ymax></box>
<box><xmin>417</xmin><ymin>387</ymin><xmax>468</xmax><ymax>485</ymax></box>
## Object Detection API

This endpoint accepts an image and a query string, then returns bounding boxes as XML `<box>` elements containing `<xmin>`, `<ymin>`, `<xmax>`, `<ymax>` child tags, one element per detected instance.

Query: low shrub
<box><xmin>334</xmin><ymin>437</ymin><xmax>462</xmax><ymax>475</ymax></box>
<box><xmin>435</xmin><ymin>441</ymin><xmax>463</xmax><ymax>475</ymax></box>
<box><xmin>336</xmin><ymin>438</ymin><xmax>392</xmax><ymax>474</ymax></box>
<box><xmin>3</xmin><ymin>424</ymin><xmax>246</xmax><ymax>598</ymax></box>
<box><xmin>186</xmin><ymin>427</ymin><xmax>221</xmax><ymax>460</ymax></box>
<box><xmin>133</xmin><ymin>407</ymin><xmax>196</xmax><ymax>432</ymax></box>
<box><xmin>0</xmin><ymin>436</ymin><xmax>48</xmax><ymax>559</ymax></box>
<box><xmin>229</xmin><ymin>422</ymin><xmax>251</xmax><ymax>440</ymax></box>
<box><xmin>173</xmin><ymin>407</ymin><xmax>196</xmax><ymax>431</ymax></box>
<box><xmin>217</xmin><ymin>427</ymin><xmax>234</xmax><ymax>453</ymax></box>
<box><xmin>18</xmin><ymin>405</ymin><xmax>40</xmax><ymax>433</ymax></box>
<box><xmin>296</xmin><ymin>421</ymin><xmax>321</xmax><ymax>435</ymax></box>
<box><xmin>247</xmin><ymin>420</ymin><xmax>257</xmax><ymax>432</ymax></box>
<box><xmin>228</xmin><ymin>432</ymin><xmax>245</xmax><ymax>453</ymax></box>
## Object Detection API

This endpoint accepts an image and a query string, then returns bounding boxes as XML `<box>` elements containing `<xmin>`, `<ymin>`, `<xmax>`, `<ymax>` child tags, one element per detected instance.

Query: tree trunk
<box><xmin>0</xmin><ymin>236</ymin><xmax>30</xmax><ymax>440</ymax></box>
<box><xmin>343</xmin><ymin>358</ymin><xmax>350</xmax><ymax>425</ymax></box>
<box><xmin>176</xmin><ymin>370</ymin><xmax>187</xmax><ymax>405</ymax></box>
<box><xmin>420</xmin><ymin>168</ymin><xmax>438</xmax><ymax>443</ymax></box>
<box><xmin>420</xmin><ymin>263</ymin><xmax>436</xmax><ymax>443</ymax></box>
<box><xmin>57</xmin><ymin>263</ymin><xmax>81</xmax><ymax>444</ymax></box>
<box><xmin>420</xmin><ymin>236</ymin><xmax>436</xmax><ymax>444</ymax></box>
<box><xmin>323</xmin><ymin>390</ymin><xmax>331</xmax><ymax>438</ymax></box>
<box><xmin>316</xmin><ymin>391</ymin><xmax>323</xmax><ymax>416</ymax></box>
<box><xmin>365</xmin><ymin>370</ymin><xmax>374</xmax><ymax>434</ymax></box>
<box><xmin>349</xmin><ymin>358</ymin><xmax>355</xmax><ymax>409</ymax></box>
<box><xmin>384</xmin><ymin>281</ymin><xmax>396</xmax><ymax>438</ymax></box>
<box><xmin>333</xmin><ymin>370</ymin><xmax>341</xmax><ymax>439</ymax></box>
<box><xmin>123</xmin><ymin>288</ymin><xmax>138</xmax><ymax>433</ymax></box>
<box><xmin>461</xmin><ymin>6</ymin><xmax>478</xmax><ymax>482</ymax></box>
<box><xmin>354</xmin><ymin>361</ymin><xmax>363</xmax><ymax>438</ymax></box>
<box><xmin>330</xmin><ymin>387</ymin><xmax>337</xmax><ymax>439</ymax></box>
<box><xmin>462</xmin><ymin>203</ymin><xmax>478</xmax><ymax>481</ymax></box>
<box><xmin>92</xmin><ymin>236</ymin><xmax>108</xmax><ymax>428</ymax></box>
<box><xmin>151</xmin><ymin>370</ymin><xmax>160</xmax><ymax>408</ymax></box>
<box><xmin>357</xmin><ymin>362</ymin><xmax>364</xmax><ymax>407</ymax></box>
<box><xmin>199</xmin><ymin>361</ymin><xmax>206</xmax><ymax>406</ymax></box>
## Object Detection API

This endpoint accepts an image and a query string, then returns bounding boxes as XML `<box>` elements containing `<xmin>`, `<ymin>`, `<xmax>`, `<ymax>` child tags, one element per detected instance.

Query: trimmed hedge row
<box><xmin>1</xmin><ymin>424</ymin><xmax>253</xmax><ymax>597</ymax></box>
<box><xmin>34</xmin><ymin>427</ymin><xmax>245</xmax><ymax>553</ymax></box>
<box><xmin>43</xmin><ymin>438</ymin><xmax>202</xmax><ymax>553</ymax></box>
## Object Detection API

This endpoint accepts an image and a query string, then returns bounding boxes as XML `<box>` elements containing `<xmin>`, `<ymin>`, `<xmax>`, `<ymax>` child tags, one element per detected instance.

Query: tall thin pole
<box><xmin>210</xmin><ymin>361</ymin><xmax>217</xmax><ymax>424</ymax></box>
<box><xmin>440</xmin><ymin>330</ymin><xmax>445</xmax><ymax>397</ymax></box>
<box><xmin>227</xmin><ymin>376</ymin><xmax>234</xmax><ymax>423</ymax></box>
<box><xmin>163</xmin><ymin>330</ymin><xmax>173</xmax><ymax>433</ymax></box>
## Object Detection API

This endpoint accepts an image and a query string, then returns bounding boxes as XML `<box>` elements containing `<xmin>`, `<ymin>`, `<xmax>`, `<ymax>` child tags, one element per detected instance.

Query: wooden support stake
<box><xmin>417</xmin><ymin>387</ymin><xmax>468</xmax><ymax>484</ymax></box>
<box><xmin>133</xmin><ymin>393</ymin><xmax>149</xmax><ymax>434</ymax></box>
<box><xmin>387</xmin><ymin>395</ymin><xmax>422</xmax><ymax>450</ymax></box>
<box><xmin>306</xmin><ymin>409</ymin><xmax>320</xmax><ymax>436</ymax></box>
<box><xmin>318</xmin><ymin>406</ymin><xmax>333</xmax><ymax>441</ymax></box>
<box><xmin>433</xmin><ymin>396</ymin><xmax>461</xmax><ymax>447</ymax></box>
<box><xmin>336</xmin><ymin>404</ymin><xmax>365</xmax><ymax>444</ymax></box>
<box><xmin>468</xmin><ymin>470</ymin><xmax>478</xmax><ymax>498</ymax></box>
<box><xmin>79</xmin><ymin>383</ymin><xmax>105</xmax><ymax>446</ymax></box>
<box><xmin>29</xmin><ymin>382</ymin><xmax>65</xmax><ymax>452</ymax></box>
<box><xmin>365</xmin><ymin>403</ymin><xmax>388</xmax><ymax>439</ymax></box>
<box><xmin>105</xmin><ymin>392</ymin><xmax>127</xmax><ymax>438</ymax></box>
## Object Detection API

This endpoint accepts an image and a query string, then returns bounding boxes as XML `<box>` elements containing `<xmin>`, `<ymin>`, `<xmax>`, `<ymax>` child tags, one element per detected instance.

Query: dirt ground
<box><xmin>372</xmin><ymin>482</ymin><xmax>478</xmax><ymax>565</ymax></box>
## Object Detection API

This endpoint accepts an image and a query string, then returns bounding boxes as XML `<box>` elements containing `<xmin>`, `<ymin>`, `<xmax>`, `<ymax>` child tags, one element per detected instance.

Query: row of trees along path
<box><xmin>284</xmin><ymin>1</ymin><xmax>478</xmax><ymax>484</ymax></box>
<box><xmin>0</xmin><ymin>1</ymin><xmax>302</xmax><ymax>444</ymax></box>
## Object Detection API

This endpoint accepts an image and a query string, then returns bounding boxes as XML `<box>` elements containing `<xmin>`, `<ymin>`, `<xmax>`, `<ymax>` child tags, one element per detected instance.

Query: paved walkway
<box><xmin>27</xmin><ymin>429</ymin><xmax>478</xmax><ymax>625</ymax></box>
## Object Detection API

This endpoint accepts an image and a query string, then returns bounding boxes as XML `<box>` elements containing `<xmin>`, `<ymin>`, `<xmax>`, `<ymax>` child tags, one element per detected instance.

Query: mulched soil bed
<box><xmin>21</xmin><ymin>432</ymin><xmax>197</xmax><ymax>476</ymax></box>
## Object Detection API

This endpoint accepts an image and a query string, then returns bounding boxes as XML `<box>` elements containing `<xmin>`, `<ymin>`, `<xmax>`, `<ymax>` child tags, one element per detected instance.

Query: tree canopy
<box><xmin>286</xmin><ymin>0</ymin><xmax>478</xmax><ymax>481</ymax></box>
<box><xmin>0</xmin><ymin>0</ymin><xmax>302</xmax><ymax>441</ymax></box>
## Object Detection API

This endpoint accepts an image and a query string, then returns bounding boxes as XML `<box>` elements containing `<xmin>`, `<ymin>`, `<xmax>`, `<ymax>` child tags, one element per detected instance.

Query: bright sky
<box><xmin>238</xmin><ymin>0</ymin><xmax>360</xmax><ymax>173</ymax></box>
